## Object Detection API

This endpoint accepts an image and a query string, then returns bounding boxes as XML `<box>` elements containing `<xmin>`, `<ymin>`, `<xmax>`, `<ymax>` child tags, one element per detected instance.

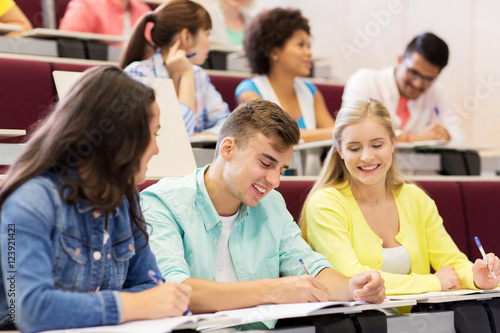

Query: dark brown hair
<box><xmin>244</xmin><ymin>7</ymin><xmax>310</xmax><ymax>75</ymax></box>
<box><xmin>0</xmin><ymin>66</ymin><xmax>156</xmax><ymax>241</ymax></box>
<box><xmin>216</xmin><ymin>99</ymin><xmax>300</xmax><ymax>155</ymax></box>
<box><xmin>120</xmin><ymin>0</ymin><xmax>212</xmax><ymax>69</ymax></box>
<box><xmin>404</xmin><ymin>32</ymin><xmax>449</xmax><ymax>70</ymax></box>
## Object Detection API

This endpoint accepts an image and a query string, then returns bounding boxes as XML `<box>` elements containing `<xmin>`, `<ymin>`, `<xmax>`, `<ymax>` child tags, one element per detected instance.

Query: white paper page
<box><xmin>215</xmin><ymin>301</ymin><xmax>367</xmax><ymax>324</ymax></box>
<box><xmin>40</xmin><ymin>314</ymin><xmax>219</xmax><ymax>333</ymax></box>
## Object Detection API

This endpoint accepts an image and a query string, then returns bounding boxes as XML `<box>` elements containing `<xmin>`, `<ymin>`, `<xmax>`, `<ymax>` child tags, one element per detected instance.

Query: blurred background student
<box><xmin>0</xmin><ymin>0</ymin><xmax>32</xmax><ymax>36</ymax></box>
<box><xmin>341</xmin><ymin>33</ymin><xmax>465</xmax><ymax>145</ymax></box>
<box><xmin>198</xmin><ymin>0</ymin><xmax>254</xmax><ymax>48</ymax></box>
<box><xmin>121</xmin><ymin>0</ymin><xmax>230</xmax><ymax>137</ymax></box>
<box><xmin>0</xmin><ymin>66</ymin><xmax>191</xmax><ymax>333</ymax></box>
<box><xmin>300</xmin><ymin>98</ymin><xmax>500</xmax><ymax>296</ymax></box>
<box><xmin>59</xmin><ymin>0</ymin><xmax>150</xmax><ymax>38</ymax></box>
<box><xmin>235</xmin><ymin>8</ymin><xmax>335</xmax><ymax>143</ymax></box>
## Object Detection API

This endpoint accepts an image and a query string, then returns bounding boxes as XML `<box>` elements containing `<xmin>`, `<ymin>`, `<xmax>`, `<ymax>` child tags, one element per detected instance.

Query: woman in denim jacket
<box><xmin>0</xmin><ymin>66</ymin><xmax>191</xmax><ymax>333</ymax></box>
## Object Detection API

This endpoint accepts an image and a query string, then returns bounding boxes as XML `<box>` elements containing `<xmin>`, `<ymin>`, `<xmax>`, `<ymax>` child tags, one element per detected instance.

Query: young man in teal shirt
<box><xmin>141</xmin><ymin>100</ymin><xmax>385</xmax><ymax>314</ymax></box>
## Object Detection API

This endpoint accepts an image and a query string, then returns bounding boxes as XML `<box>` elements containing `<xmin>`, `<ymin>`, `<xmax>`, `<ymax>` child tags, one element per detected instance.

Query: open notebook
<box><xmin>41</xmin><ymin>300</ymin><xmax>416</xmax><ymax>333</ymax></box>
<box><xmin>53</xmin><ymin>70</ymin><xmax>197</xmax><ymax>179</ymax></box>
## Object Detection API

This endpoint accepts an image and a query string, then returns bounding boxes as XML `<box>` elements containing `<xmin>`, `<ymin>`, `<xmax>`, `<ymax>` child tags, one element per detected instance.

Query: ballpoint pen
<box><xmin>474</xmin><ymin>237</ymin><xmax>497</xmax><ymax>279</ymax></box>
<box><xmin>148</xmin><ymin>270</ymin><xmax>193</xmax><ymax>315</ymax></box>
<box><xmin>299</xmin><ymin>259</ymin><xmax>311</xmax><ymax>276</ymax></box>
<box><xmin>186</xmin><ymin>52</ymin><xmax>197</xmax><ymax>58</ymax></box>
<box><xmin>434</xmin><ymin>106</ymin><xmax>440</xmax><ymax>124</ymax></box>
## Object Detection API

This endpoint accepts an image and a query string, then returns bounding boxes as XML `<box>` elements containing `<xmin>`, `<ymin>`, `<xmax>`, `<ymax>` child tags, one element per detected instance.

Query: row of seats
<box><xmin>0</xmin><ymin>57</ymin><xmax>344</xmax><ymax>143</ymax></box>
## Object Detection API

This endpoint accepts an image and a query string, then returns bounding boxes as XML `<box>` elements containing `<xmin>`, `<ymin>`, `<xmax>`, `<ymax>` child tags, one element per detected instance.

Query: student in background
<box><xmin>59</xmin><ymin>0</ymin><xmax>150</xmax><ymax>38</ymax></box>
<box><xmin>141</xmin><ymin>100</ymin><xmax>385</xmax><ymax>325</ymax></box>
<box><xmin>121</xmin><ymin>0</ymin><xmax>230</xmax><ymax>137</ymax></box>
<box><xmin>235</xmin><ymin>8</ymin><xmax>335</xmax><ymax>143</ymax></box>
<box><xmin>0</xmin><ymin>0</ymin><xmax>32</xmax><ymax>37</ymax></box>
<box><xmin>341</xmin><ymin>32</ymin><xmax>465</xmax><ymax>145</ymax></box>
<box><xmin>300</xmin><ymin>98</ymin><xmax>500</xmax><ymax>295</ymax></box>
<box><xmin>198</xmin><ymin>0</ymin><xmax>254</xmax><ymax>48</ymax></box>
<box><xmin>0</xmin><ymin>66</ymin><xmax>191</xmax><ymax>333</ymax></box>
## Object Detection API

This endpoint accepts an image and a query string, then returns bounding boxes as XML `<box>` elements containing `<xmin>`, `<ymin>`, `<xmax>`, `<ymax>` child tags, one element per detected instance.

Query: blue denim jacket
<box><xmin>0</xmin><ymin>170</ymin><xmax>160</xmax><ymax>333</ymax></box>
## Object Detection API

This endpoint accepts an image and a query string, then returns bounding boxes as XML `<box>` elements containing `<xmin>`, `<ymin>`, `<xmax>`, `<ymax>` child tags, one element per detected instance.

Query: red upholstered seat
<box><xmin>0</xmin><ymin>58</ymin><xmax>55</xmax><ymax>143</ymax></box>
<box><xmin>207</xmin><ymin>73</ymin><xmax>246</xmax><ymax>112</ymax></box>
<box><xmin>459</xmin><ymin>182</ymin><xmax>500</xmax><ymax>259</ymax></box>
<box><xmin>416</xmin><ymin>181</ymin><xmax>470</xmax><ymax>258</ymax></box>
<box><xmin>315</xmin><ymin>83</ymin><xmax>344</xmax><ymax>119</ymax></box>
<box><xmin>275</xmin><ymin>180</ymin><xmax>314</xmax><ymax>223</ymax></box>
<box><xmin>16</xmin><ymin>0</ymin><xmax>44</xmax><ymax>28</ymax></box>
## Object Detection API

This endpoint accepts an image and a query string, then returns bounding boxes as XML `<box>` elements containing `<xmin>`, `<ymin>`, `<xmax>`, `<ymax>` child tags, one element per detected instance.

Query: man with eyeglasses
<box><xmin>341</xmin><ymin>32</ymin><xmax>465</xmax><ymax>144</ymax></box>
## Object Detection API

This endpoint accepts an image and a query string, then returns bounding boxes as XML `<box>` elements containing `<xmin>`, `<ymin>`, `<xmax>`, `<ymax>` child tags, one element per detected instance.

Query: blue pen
<box><xmin>186</xmin><ymin>52</ymin><xmax>196</xmax><ymax>58</ymax></box>
<box><xmin>474</xmin><ymin>237</ymin><xmax>497</xmax><ymax>279</ymax></box>
<box><xmin>299</xmin><ymin>259</ymin><xmax>311</xmax><ymax>276</ymax></box>
<box><xmin>148</xmin><ymin>270</ymin><xmax>192</xmax><ymax>316</ymax></box>
<box><xmin>434</xmin><ymin>106</ymin><xmax>440</xmax><ymax>117</ymax></box>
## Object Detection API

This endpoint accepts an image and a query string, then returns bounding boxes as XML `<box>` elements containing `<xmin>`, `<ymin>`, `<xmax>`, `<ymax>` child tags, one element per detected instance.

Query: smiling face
<box><xmin>221</xmin><ymin>132</ymin><xmax>293</xmax><ymax>209</ymax></box>
<box><xmin>271</xmin><ymin>29</ymin><xmax>312</xmax><ymax>77</ymax></box>
<box><xmin>338</xmin><ymin>118</ymin><xmax>395</xmax><ymax>190</ymax></box>
<box><xmin>395</xmin><ymin>51</ymin><xmax>441</xmax><ymax>99</ymax></box>
<box><xmin>134</xmin><ymin>101</ymin><xmax>160</xmax><ymax>185</ymax></box>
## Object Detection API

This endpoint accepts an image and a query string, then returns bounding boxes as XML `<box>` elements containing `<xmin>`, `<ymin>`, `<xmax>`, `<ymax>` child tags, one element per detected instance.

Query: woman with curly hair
<box><xmin>235</xmin><ymin>8</ymin><xmax>335</xmax><ymax>143</ymax></box>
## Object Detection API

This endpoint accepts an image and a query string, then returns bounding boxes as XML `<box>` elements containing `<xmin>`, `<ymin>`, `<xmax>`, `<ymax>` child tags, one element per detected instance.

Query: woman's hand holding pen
<box><xmin>164</xmin><ymin>39</ymin><xmax>194</xmax><ymax>78</ymax></box>
<box><xmin>120</xmin><ymin>282</ymin><xmax>192</xmax><ymax>321</ymax></box>
<box><xmin>348</xmin><ymin>271</ymin><xmax>386</xmax><ymax>304</ymax></box>
<box><xmin>472</xmin><ymin>252</ymin><xmax>500</xmax><ymax>289</ymax></box>
<box><xmin>434</xmin><ymin>265</ymin><xmax>460</xmax><ymax>291</ymax></box>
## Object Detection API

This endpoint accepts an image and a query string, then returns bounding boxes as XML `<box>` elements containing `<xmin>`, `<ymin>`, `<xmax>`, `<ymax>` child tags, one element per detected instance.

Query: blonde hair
<box><xmin>299</xmin><ymin>98</ymin><xmax>407</xmax><ymax>239</ymax></box>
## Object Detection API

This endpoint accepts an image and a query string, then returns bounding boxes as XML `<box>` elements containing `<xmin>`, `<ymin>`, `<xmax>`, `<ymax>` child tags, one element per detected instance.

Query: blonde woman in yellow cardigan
<box><xmin>300</xmin><ymin>98</ymin><xmax>500</xmax><ymax>295</ymax></box>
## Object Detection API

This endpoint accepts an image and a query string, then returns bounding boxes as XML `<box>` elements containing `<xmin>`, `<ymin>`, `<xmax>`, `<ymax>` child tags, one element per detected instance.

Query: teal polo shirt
<box><xmin>141</xmin><ymin>166</ymin><xmax>332</xmax><ymax>283</ymax></box>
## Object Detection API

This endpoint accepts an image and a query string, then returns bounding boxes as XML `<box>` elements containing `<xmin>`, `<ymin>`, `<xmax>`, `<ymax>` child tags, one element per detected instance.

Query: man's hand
<box><xmin>268</xmin><ymin>275</ymin><xmax>329</xmax><ymax>303</ymax></box>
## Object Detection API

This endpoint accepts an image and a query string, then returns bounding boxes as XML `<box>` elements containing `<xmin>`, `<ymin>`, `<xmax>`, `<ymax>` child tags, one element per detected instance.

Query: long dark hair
<box><xmin>0</xmin><ymin>66</ymin><xmax>156</xmax><ymax>240</ymax></box>
<box><xmin>119</xmin><ymin>0</ymin><xmax>212</xmax><ymax>69</ymax></box>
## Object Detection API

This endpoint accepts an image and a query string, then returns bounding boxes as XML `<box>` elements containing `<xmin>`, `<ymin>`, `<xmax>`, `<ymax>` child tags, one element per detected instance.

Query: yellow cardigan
<box><xmin>0</xmin><ymin>0</ymin><xmax>15</xmax><ymax>17</ymax></box>
<box><xmin>305</xmin><ymin>183</ymin><xmax>476</xmax><ymax>295</ymax></box>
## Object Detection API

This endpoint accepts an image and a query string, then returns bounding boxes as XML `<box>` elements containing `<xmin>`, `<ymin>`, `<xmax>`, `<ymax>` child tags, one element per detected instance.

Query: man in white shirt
<box><xmin>342</xmin><ymin>32</ymin><xmax>465</xmax><ymax>145</ymax></box>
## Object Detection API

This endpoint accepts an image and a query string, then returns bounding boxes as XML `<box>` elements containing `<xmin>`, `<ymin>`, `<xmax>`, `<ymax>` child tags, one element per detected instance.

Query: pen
<box><xmin>474</xmin><ymin>237</ymin><xmax>497</xmax><ymax>279</ymax></box>
<box><xmin>148</xmin><ymin>270</ymin><xmax>192</xmax><ymax>316</ymax></box>
<box><xmin>434</xmin><ymin>106</ymin><xmax>440</xmax><ymax>117</ymax></box>
<box><xmin>433</xmin><ymin>106</ymin><xmax>442</xmax><ymax>123</ymax></box>
<box><xmin>186</xmin><ymin>52</ymin><xmax>196</xmax><ymax>58</ymax></box>
<box><xmin>299</xmin><ymin>259</ymin><xmax>311</xmax><ymax>276</ymax></box>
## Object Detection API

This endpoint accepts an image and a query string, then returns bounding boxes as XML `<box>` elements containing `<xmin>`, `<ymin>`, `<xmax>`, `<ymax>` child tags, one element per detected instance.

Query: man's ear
<box><xmin>219</xmin><ymin>137</ymin><xmax>236</xmax><ymax>162</ymax></box>
<box><xmin>397</xmin><ymin>54</ymin><xmax>403</xmax><ymax>65</ymax></box>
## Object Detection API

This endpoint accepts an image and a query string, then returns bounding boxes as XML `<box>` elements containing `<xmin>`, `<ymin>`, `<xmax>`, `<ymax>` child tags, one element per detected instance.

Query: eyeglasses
<box><xmin>402</xmin><ymin>63</ymin><xmax>437</xmax><ymax>86</ymax></box>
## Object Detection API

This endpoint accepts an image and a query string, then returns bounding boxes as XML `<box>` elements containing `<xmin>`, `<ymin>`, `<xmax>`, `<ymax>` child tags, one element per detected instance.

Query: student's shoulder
<box><xmin>141</xmin><ymin>175</ymin><xmax>197</xmax><ymax>202</ymax></box>
<box><xmin>310</xmin><ymin>185</ymin><xmax>348</xmax><ymax>203</ymax></box>
<box><xmin>3</xmin><ymin>171</ymin><xmax>62</xmax><ymax>208</ymax></box>
<box><xmin>396</xmin><ymin>183</ymin><xmax>432</xmax><ymax>206</ymax></box>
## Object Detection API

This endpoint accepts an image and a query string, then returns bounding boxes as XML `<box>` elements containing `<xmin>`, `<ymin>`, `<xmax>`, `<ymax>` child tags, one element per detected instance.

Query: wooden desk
<box><xmin>21</xmin><ymin>28</ymin><xmax>124</xmax><ymax>44</ymax></box>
